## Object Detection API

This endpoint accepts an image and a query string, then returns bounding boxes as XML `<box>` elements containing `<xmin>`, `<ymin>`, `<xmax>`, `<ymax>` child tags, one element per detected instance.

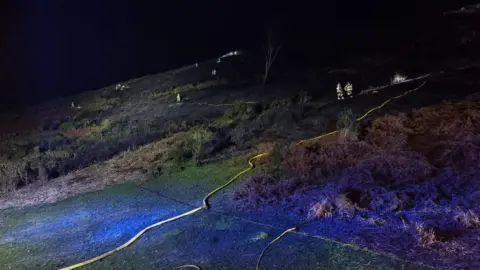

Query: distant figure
<box><xmin>391</xmin><ymin>73</ymin><xmax>408</xmax><ymax>84</ymax></box>
<box><xmin>336</xmin><ymin>83</ymin><xmax>344</xmax><ymax>100</ymax></box>
<box><xmin>216</xmin><ymin>58</ymin><xmax>222</xmax><ymax>63</ymax></box>
<box><xmin>176</xmin><ymin>93</ymin><xmax>182</xmax><ymax>103</ymax></box>
<box><xmin>71</xmin><ymin>102</ymin><xmax>81</xmax><ymax>109</ymax></box>
<box><xmin>344</xmin><ymin>82</ymin><xmax>353</xmax><ymax>98</ymax></box>
<box><xmin>195</xmin><ymin>63</ymin><xmax>199</xmax><ymax>67</ymax></box>
<box><xmin>212</xmin><ymin>69</ymin><xmax>217</xmax><ymax>76</ymax></box>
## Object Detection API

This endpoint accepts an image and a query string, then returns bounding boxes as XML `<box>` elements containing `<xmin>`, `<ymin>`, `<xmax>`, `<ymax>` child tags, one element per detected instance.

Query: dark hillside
<box><xmin>1</xmin><ymin>4</ymin><xmax>480</xmax><ymax>269</ymax></box>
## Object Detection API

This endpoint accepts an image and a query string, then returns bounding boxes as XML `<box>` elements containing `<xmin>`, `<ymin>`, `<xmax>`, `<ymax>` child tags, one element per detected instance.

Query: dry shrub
<box><xmin>416</xmin><ymin>224</ymin><xmax>440</xmax><ymax>247</ymax></box>
<box><xmin>108</xmin><ymin>131</ymin><xmax>191</xmax><ymax>172</ymax></box>
<box><xmin>340</xmin><ymin>187</ymin><xmax>373</xmax><ymax>210</ymax></box>
<box><xmin>251</xmin><ymin>141</ymin><xmax>275</xmax><ymax>165</ymax></box>
<box><xmin>428</xmin><ymin>141</ymin><xmax>480</xmax><ymax>171</ymax></box>
<box><xmin>190</xmin><ymin>125</ymin><xmax>213</xmax><ymax>159</ymax></box>
<box><xmin>409</xmin><ymin>100</ymin><xmax>480</xmax><ymax>142</ymax></box>
<box><xmin>251</xmin><ymin>140</ymin><xmax>290</xmax><ymax>168</ymax></box>
<box><xmin>108</xmin><ymin>126</ymin><xmax>214</xmax><ymax>172</ymax></box>
<box><xmin>252</xmin><ymin>141</ymin><xmax>275</xmax><ymax>154</ymax></box>
<box><xmin>0</xmin><ymin>160</ymin><xmax>21</xmax><ymax>192</ymax></box>
<box><xmin>454</xmin><ymin>210</ymin><xmax>480</xmax><ymax>229</ymax></box>
<box><xmin>309</xmin><ymin>198</ymin><xmax>334</xmax><ymax>218</ymax></box>
<box><xmin>365</xmin><ymin>100</ymin><xmax>480</xmax><ymax>173</ymax></box>
<box><xmin>61</xmin><ymin>127</ymin><xmax>95</xmax><ymax>138</ymax></box>
<box><xmin>441</xmin><ymin>113</ymin><xmax>480</xmax><ymax>142</ymax></box>
<box><xmin>334</xmin><ymin>167</ymin><xmax>408</xmax><ymax>212</ymax></box>
<box><xmin>283</xmin><ymin>142</ymin><xmax>374</xmax><ymax>179</ymax></box>
<box><xmin>334</xmin><ymin>192</ymin><xmax>356</xmax><ymax>216</ymax></box>
<box><xmin>407</xmin><ymin>100</ymin><xmax>480</xmax><ymax>171</ymax></box>
<box><xmin>409</xmin><ymin>102</ymin><xmax>459</xmax><ymax>136</ymax></box>
<box><xmin>355</xmin><ymin>151</ymin><xmax>436</xmax><ymax>187</ymax></box>
<box><xmin>308</xmin><ymin>193</ymin><xmax>357</xmax><ymax>218</ymax></box>
<box><xmin>232</xmin><ymin>175</ymin><xmax>302</xmax><ymax>209</ymax></box>
<box><xmin>0</xmin><ymin>158</ymin><xmax>49</xmax><ymax>193</ymax></box>
<box><xmin>415</xmin><ymin>224</ymin><xmax>464</xmax><ymax>247</ymax></box>
<box><xmin>308</xmin><ymin>190</ymin><xmax>357</xmax><ymax>219</ymax></box>
<box><xmin>365</xmin><ymin>113</ymin><xmax>414</xmax><ymax>150</ymax></box>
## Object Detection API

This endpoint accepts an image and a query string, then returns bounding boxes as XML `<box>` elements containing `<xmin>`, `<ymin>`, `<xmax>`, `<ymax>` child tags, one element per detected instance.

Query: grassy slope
<box><xmin>0</xmin><ymin>64</ymin><xmax>231</xmax><ymax>193</ymax></box>
<box><xmin>0</xmin><ymin>158</ymin><xmax>429</xmax><ymax>270</ymax></box>
<box><xmin>1</xmin><ymin>72</ymin><xmax>479</xmax><ymax>269</ymax></box>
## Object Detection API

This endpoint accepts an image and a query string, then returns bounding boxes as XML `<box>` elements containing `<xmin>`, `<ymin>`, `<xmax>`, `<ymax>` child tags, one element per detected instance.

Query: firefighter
<box><xmin>336</xmin><ymin>83</ymin><xmax>344</xmax><ymax>100</ymax></box>
<box><xmin>344</xmin><ymin>82</ymin><xmax>353</xmax><ymax>98</ymax></box>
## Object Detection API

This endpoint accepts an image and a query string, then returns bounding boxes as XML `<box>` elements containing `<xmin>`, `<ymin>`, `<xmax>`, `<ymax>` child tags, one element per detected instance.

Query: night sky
<box><xmin>0</xmin><ymin>1</ymin><xmax>473</xmax><ymax>109</ymax></box>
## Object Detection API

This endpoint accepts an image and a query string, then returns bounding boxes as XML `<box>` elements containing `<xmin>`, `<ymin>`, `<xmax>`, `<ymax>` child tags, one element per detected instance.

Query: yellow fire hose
<box><xmin>255</xmin><ymin>227</ymin><xmax>296</xmax><ymax>270</ymax></box>
<box><xmin>61</xmin><ymin>79</ymin><xmax>427</xmax><ymax>270</ymax></box>
<box><xmin>60</xmin><ymin>153</ymin><xmax>267</xmax><ymax>270</ymax></box>
<box><xmin>59</xmin><ymin>207</ymin><xmax>204</xmax><ymax>270</ymax></box>
<box><xmin>174</xmin><ymin>265</ymin><xmax>201</xmax><ymax>270</ymax></box>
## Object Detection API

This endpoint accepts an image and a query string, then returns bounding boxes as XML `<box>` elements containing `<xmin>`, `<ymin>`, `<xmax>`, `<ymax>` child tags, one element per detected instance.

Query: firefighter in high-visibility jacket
<box><xmin>336</xmin><ymin>83</ymin><xmax>344</xmax><ymax>100</ymax></box>
<box><xmin>345</xmin><ymin>82</ymin><xmax>353</xmax><ymax>98</ymax></box>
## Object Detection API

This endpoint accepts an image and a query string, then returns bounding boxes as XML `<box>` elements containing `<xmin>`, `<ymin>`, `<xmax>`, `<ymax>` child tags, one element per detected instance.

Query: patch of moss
<box><xmin>145</xmin><ymin>155</ymin><xmax>252</xmax><ymax>193</ymax></box>
<box><xmin>257</xmin><ymin>231</ymin><xmax>269</xmax><ymax>239</ymax></box>
<box><xmin>252</xmin><ymin>231</ymin><xmax>270</xmax><ymax>241</ymax></box>
<box><xmin>0</xmin><ymin>242</ymin><xmax>54</xmax><ymax>269</ymax></box>
<box><xmin>0</xmin><ymin>243</ymin><xmax>27</xmax><ymax>266</ymax></box>
<box><xmin>213</xmin><ymin>101</ymin><xmax>258</xmax><ymax>127</ymax></box>
<box><xmin>93</xmin><ymin>119</ymin><xmax>111</xmax><ymax>133</ymax></box>
<box><xmin>59</xmin><ymin>121</ymin><xmax>75</xmax><ymax>132</ymax></box>
<box><xmin>178</xmin><ymin>156</ymin><xmax>245</xmax><ymax>178</ymax></box>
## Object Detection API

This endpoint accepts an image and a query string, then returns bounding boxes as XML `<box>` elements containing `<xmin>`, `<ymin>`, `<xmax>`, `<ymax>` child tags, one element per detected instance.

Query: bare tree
<box><xmin>263</xmin><ymin>31</ymin><xmax>281</xmax><ymax>85</ymax></box>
